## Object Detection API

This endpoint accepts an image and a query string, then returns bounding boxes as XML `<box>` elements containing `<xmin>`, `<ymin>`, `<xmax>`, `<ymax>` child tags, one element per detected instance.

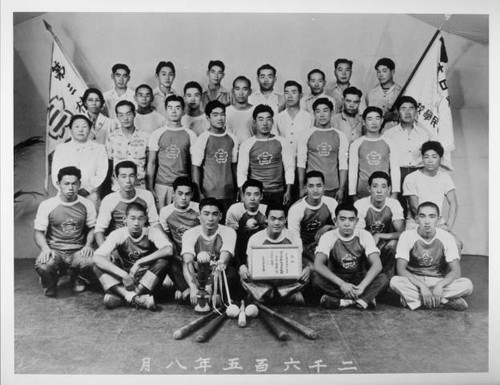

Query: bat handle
<box><xmin>238</xmin><ymin>299</ymin><xmax>246</xmax><ymax>327</ymax></box>
<box><xmin>222</xmin><ymin>268</ymin><xmax>232</xmax><ymax>306</ymax></box>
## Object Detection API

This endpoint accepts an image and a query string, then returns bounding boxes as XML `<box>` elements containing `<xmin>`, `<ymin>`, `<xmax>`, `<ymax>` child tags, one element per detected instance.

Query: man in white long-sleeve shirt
<box><xmin>51</xmin><ymin>114</ymin><xmax>108</xmax><ymax>210</ymax></box>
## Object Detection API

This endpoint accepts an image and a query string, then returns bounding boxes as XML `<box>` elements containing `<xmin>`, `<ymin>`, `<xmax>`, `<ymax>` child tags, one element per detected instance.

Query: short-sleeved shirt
<box><xmin>348</xmin><ymin>136</ymin><xmax>400</xmax><ymax>196</ymax></box>
<box><xmin>95</xmin><ymin>189</ymin><xmax>159</xmax><ymax>234</ymax></box>
<box><xmin>226</xmin><ymin>202</ymin><xmax>267</xmax><ymax>266</ymax></box>
<box><xmin>106</xmin><ymin>127</ymin><xmax>149</xmax><ymax>190</ymax></box>
<box><xmin>34</xmin><ymin>195</ymin><xmax>96</xmax><ymax>251</ymax></box>
<box><xmin>148</xmin><ymin>126</ymin><xmax>197</xmax><ymax>186</ymax></box>
<box><xmin>237</xmin><ymin>136</ymin><xmax>295</xmax><ymax>192</ymax></box>
<box><xmin>331</xmin><ymin>112</ymin><xmax>364</xmax><ymax>145</ymax></box>
<box><xmin>95</xmin><ymin>226</ymin><xmax>171</xmax><ymax>270</ymax></box>
<box><xmin>181</xmin><ymin>225</ymin><xmax>236</xmax><ymax>261</ymax></box>
<box><xmin>181</xmin><ymin>114</ymin><xmax>210</xmax><ymax>137</ymax></box>
<box><xmin>151</xmin><ymin>87</ymin><xmax>179</xmax><ymax>118</ymax></box>
<box><xmin>191</xmin><ymin>131</ymin><xmax>238</xmax><ymax>199</ymax></box>
<box><xmin>202</xmin><ymin>86</ymin><xmax>232</xmax><ymax>108</ymax></box>
<box><xmin>403</xmin><ymin>170</ymin><xmax>455</xmax><ymax>215</ymax></box>
<box><xmin>246</xmin><ymin>228</ymin><xmax>303</xmax><ymax>261</ymax></box>
<box><xmin>134</xmin><ymin>111</ymin><xmax>167</xmax><ymax>135</ymax></box>
<box><xmin>396</xmin><ymin>228</ymin><xmax>459</xmax><ymax>277</ymax></box>
<box><xmin>355</xmin><ymin>197</ymin><xmax>404</xmax><ymax>234</ymax></box>
<box><xmin>159</xmin><ymin>202</ymin><xmax>200</xmax><ymax>258</ymax></box>
<box><xmin>248</xmin><ymin>91</ymin><xmax>285</xmax><ymax>116</ymax></box>
<box><xmin>225</xmin><ymin>106</ymin><xmax>254</xmax><ymax>144</ymax></box>
<box><xmin>274</xmin><ymin>109</ymin><xmax>314</xmax><ymax>155</ymax></box>
<box><xmin>297</xmin><ymin>127</ymin><xmax>349</xmax><ymax>191</ymax></box>
<box><xmin>288</xmin><ymin>196</ymin><xmax>338</xmax><ymax>247</ymax></box>
<box><xmin>103</xmin><ymin>88</ymin><xmax>136</xmax><ymax>119</ymax></box>
<box><xmin>366</xmin><ymin>83</ymin><xmax>402</xmax><ymax>116</ymax></box>
<box><xmin>316</xmin><ymin>228</ymin><xmax>379</xmax><ymax>276</ymax></box>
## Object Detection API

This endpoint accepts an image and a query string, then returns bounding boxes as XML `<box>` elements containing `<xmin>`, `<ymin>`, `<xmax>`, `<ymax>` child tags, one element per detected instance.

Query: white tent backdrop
<box><xmin>13</xmin><ymin>12</ymin><xmax>488</xmax><ymax>257</ymax></box>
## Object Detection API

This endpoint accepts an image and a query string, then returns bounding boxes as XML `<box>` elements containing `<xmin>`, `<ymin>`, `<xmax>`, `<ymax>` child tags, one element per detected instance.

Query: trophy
<box><xmin>194</xmin><ymin>252</ymin><xmax>212</xmax><ymax>314</ymax></box>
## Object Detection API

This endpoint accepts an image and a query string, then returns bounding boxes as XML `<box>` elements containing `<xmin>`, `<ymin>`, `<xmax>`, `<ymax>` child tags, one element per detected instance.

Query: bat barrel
<box><xmin>172</xmin><ymin>307</ymin><xmax>223</xmax><ymax>340</ymax></box>
<box><xmin>260</xmin><ymin>311</ymin><xmax>289</xmax><ymax>341</ymax></box>
<box><xmin>196</xmin><ymin>313</ymin><xmax>227</xmax><ymax>343</ymax></box>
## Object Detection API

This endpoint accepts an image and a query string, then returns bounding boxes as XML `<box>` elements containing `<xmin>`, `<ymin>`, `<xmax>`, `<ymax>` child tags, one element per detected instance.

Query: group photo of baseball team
<box><xmin>8</xmin><ymin>10</ymin><xmax>490</xmax><ymax>379</ymax></box>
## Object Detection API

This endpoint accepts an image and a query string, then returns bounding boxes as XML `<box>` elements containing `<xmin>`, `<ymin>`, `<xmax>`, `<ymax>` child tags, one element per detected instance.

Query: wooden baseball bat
<box><xmin>238</xmin><ymin>300</ymin><xmax>246</xmax><ymax>327</ymax></box>
<box><xmin>255</xmin><ymin>302</ymin><xmax>318</xmax><ymax>340</ymax></box>
<box><xmin>196</xmin><ymin>312</ymin><xmax>227</xmax><ymax>343</ymax></box>
<box><xmin>259</xmin><ymin>311</ymin><xmax>289</xmax><ymax>341</ymax></box>
<box><xmin>172</xmin><ymin>307</ymin><xmax>223</xmax><ymax>340</ymax></box>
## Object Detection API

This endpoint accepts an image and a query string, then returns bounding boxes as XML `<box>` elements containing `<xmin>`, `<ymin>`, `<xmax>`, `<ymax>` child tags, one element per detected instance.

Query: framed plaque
<box><xmin>248</xmin><ymin>245</ymin><xmax>302</xmax><ymax>280</ymax></box>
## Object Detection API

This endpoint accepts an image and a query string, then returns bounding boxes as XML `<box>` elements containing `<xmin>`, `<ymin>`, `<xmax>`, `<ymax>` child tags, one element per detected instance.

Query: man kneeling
<box><xmin>390</xmin><ymin>201</ymin><xmax>473</xmax><ymax>311</ymax></box>
<box><xmin>313</xmin><ymin>203</ymin><xmax>389</xmax><ymax>310</ymax></box>
<box><xmin>93</xmin><ymin>202</ymin><xmax>174</xmax><ymax>310</ymax></box>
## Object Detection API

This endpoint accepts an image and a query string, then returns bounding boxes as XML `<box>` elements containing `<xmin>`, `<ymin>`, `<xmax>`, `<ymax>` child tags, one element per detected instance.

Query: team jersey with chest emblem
<box><xmin>148</xmin><ymin>126</ymin><xmax>197</xmax><ymax>186</ymax></box>
<box><xmin>315</xmin><ymin>228</ymin><xmax>379</xmax><ymax>276</ymax></box>
<box><xmin>95</xmin><ymin>227</ymin><xmax>171</xmax><ymax>270</ymax></box>
<box><xmin>288</xmin><ymin>196</ymin><xmax>338</xmax><ymax>246</ymax></box>
<box><xmin>237</xmin><ymin>136</ymin><xmax>294</xmax><ymax>193</ymax></box>
<box><xmin>355</xmin><ymin>197</ymin><xmax>404</xmax><ymax>235</ymax></box>
<box><xmin>396</xmin><ymin>228</ymin><xmax>459</xmax><ymax>277</ymax></box>
<box><xmin>96</xmin><ymin>189</ymin><xmax>158</xmax><ymax>234</ymax></box>
<box><xmin>191</xmin><ymin>131</ymin><xmax>238</xmax><ymax>199</ymax></box>
<box><xmin>159</xmin><ymin>202</ymin><xmax>200</xmax><ymax>259</ymax></box>
<box><xmin>297</xmin><ymin>127</ymin><xmax>348</xmax><ymax>191</ymax></box>
<box><xmin>34</xmin><ymin>195</ymin><xmax>97</xmax><ymax>251</ymax></box>
<box><xmin>181</xmin><ymin>225</ymin><xmax>236</xmax><ymax>261</ymax></box>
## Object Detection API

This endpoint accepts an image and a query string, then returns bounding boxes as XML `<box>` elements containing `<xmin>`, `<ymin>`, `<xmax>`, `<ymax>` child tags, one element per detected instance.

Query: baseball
<box><xmin>245</xmin><ymin>304</ymin><xmax>259</xmax><ymax>317</ymax></box>
<box><xmin>226</xmin><ymin>304</ymin><xmax>240</xmax><ymax>318</ymax></box>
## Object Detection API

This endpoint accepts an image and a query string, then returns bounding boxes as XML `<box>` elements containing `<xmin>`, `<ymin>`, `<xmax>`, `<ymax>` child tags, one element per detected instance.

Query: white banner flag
<box><xmin>404</xmin><ymin>34</ymin><xmax>454</xmax><ymax>168</ymax></box>
<box><xmin>45</xmin><ymin>40</ymin><xmax>88</xmax><ymax>188</ymax></box>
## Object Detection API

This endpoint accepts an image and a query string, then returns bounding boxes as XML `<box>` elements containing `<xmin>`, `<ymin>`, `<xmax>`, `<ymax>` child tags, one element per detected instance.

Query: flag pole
<box><xmin>388</xmin><ymin>15</ymin><xmax>451</xmax><ymax>114</ymax></box>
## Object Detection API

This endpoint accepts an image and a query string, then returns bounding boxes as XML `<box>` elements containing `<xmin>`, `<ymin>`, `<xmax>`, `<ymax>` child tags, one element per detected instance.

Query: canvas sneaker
<box><xmin>103</xmin><ymin>293</ymin><xmax>127</xmax><ymax>309</ymax></box>
<box><xmin>286</xmin><ymin>292</ymin><xmax>305</xmax><ymax>305</ymax></box>
<box><xmin>132</xmin><ymin>294</ymin><xmax>157</xmax><ymax>311</ymax></box>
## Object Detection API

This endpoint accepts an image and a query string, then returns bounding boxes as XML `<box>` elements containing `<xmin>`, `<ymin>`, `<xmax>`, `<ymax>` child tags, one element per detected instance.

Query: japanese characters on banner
<box><xmin>404</xmin><ymin>34</ymin><xmax>454</xmax><ymax>169</ymax></box>
<box><xmin>45</xmin><ymin>40</ymin><xmax>88</xmax><ymax>188</ymax></box>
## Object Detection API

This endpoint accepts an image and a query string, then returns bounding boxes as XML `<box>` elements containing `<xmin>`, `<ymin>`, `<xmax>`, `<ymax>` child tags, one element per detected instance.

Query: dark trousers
<box><xmin>312</xmin><ymin>271</ymin><xmax>389</xmax><ymax>304</ymax></box>
<box><xmin>399</xmin><ymin>166</ymin><xmax>419</xmax><ymax>219</ymax></box>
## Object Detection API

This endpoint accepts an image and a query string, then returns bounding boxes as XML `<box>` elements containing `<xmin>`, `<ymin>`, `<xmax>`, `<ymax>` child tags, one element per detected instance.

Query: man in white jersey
<box><xmin>34</xmin><ymin>167</ymin><xmax>96</xmax><ymax>297</ymax></box>
<box><xmin>226</xmin><ymin>76</ymin><xmax>254</xmax><ymax>144</ymax></box>
<box><xmin>390</xmin><ymin>202</ymin><xmax>473</xmax><ymax>311</ymax></box>
<box><xmin>133</xmin><ymin>84</ymin><xmax>167</xmax><ymax>134</ymax></box>
<box><xmin>93</xmin><ymin>202</ymin><xmax>174</xmax><ymax>311</ymax></box>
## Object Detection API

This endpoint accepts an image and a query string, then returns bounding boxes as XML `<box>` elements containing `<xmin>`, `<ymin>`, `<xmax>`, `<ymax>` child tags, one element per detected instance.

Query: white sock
<box><xmin>340</xmin><ymin>299</ymin><xmax>355</xmax><ymax>307</ymax></box>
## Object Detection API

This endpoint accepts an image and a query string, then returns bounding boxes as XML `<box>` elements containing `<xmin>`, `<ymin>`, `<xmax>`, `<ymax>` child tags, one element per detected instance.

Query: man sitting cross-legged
<box><xmin>93</xmin><ymin>202</ymin><xmax>174</xmax><ymax>310</ymax></box>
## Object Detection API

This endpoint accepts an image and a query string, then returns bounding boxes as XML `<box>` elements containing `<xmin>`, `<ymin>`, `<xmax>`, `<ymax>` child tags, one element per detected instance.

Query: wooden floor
<box><xmin>13</xmin><ymin>256</ymin><xmax>489</xmax><ymax>377</ymax></box>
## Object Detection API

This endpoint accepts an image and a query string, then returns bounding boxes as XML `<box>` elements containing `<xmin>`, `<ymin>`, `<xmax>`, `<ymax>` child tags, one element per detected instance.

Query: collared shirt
<box><xmin>300</xmin><ymin>93</ymin><xmax>337</xmax><ymax>114</ymax></box>
<box><xmin>106</xmin><ymin>127</ymin><xmax>149</xmax><ymax>190</ymax></box>
<box><xmin>89</xmin><ymin>113</ymin><xmax>118</xmax><ymax>144</ymax></box>
<box><xmin>152</xmin><ymin>87</ymin><xmax>179</xmax><ymax>118</ymax></box>
<box><xmin>382</xmin><ymin>123</ymin><xmax>433</xmax><ymax>167</ymax></box>
<box><xmin>248</xmin><ymin>91</ymin><xmax>285</xmax><ymax>116</ymax></box>
<box><xmin>331</xmin><ymin>112</ymin><xmax>364</xmax><ymax>145</ymax></box>
<box><xmin>366</xmin><ymin>83</ymin><xmax>402</xmax><ymax>115</ymax></box>
<box><xmin>274</xmin><ymin>108</ymin><xmax>314</xmax><ymax>155</ymax></box>
<box><xmin>51</xmin><ymin>139</ymin><xmax>109</xmax><ymax>193</ymax></box>
<box><xmin>202</xmin><ymin>85</ymin><xmax>232</xmax><ymax>109</ymax></box>
<box><xmin>103</xmin><ymin>88</ymin><xmax>136</xmax><ymax>119</ymax></box>
<box><xmin>326</xmin><ymin>81</ymin><xmax>367</xmax><ymax>115</ymax></box>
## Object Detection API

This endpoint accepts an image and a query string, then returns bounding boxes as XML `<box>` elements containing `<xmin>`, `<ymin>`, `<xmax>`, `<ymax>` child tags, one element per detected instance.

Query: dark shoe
<box><xmin>444</xmin><ymin>297</ymin><xmax>468</xmax><ymax>311</ymax></box>
<box><xmin>73</xmin><ymin>277</ymin><xmax>87</xmax><ymax>293</ymax></box>
<box><xmin>44</xmin><ymin>286</ymin><xmax>57</xmax><ymax>298</ymax></box>
<box><xmin>320</xmin><ymin>295</ymin><xmax>340</xmax><ymax>309</ymax></box>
